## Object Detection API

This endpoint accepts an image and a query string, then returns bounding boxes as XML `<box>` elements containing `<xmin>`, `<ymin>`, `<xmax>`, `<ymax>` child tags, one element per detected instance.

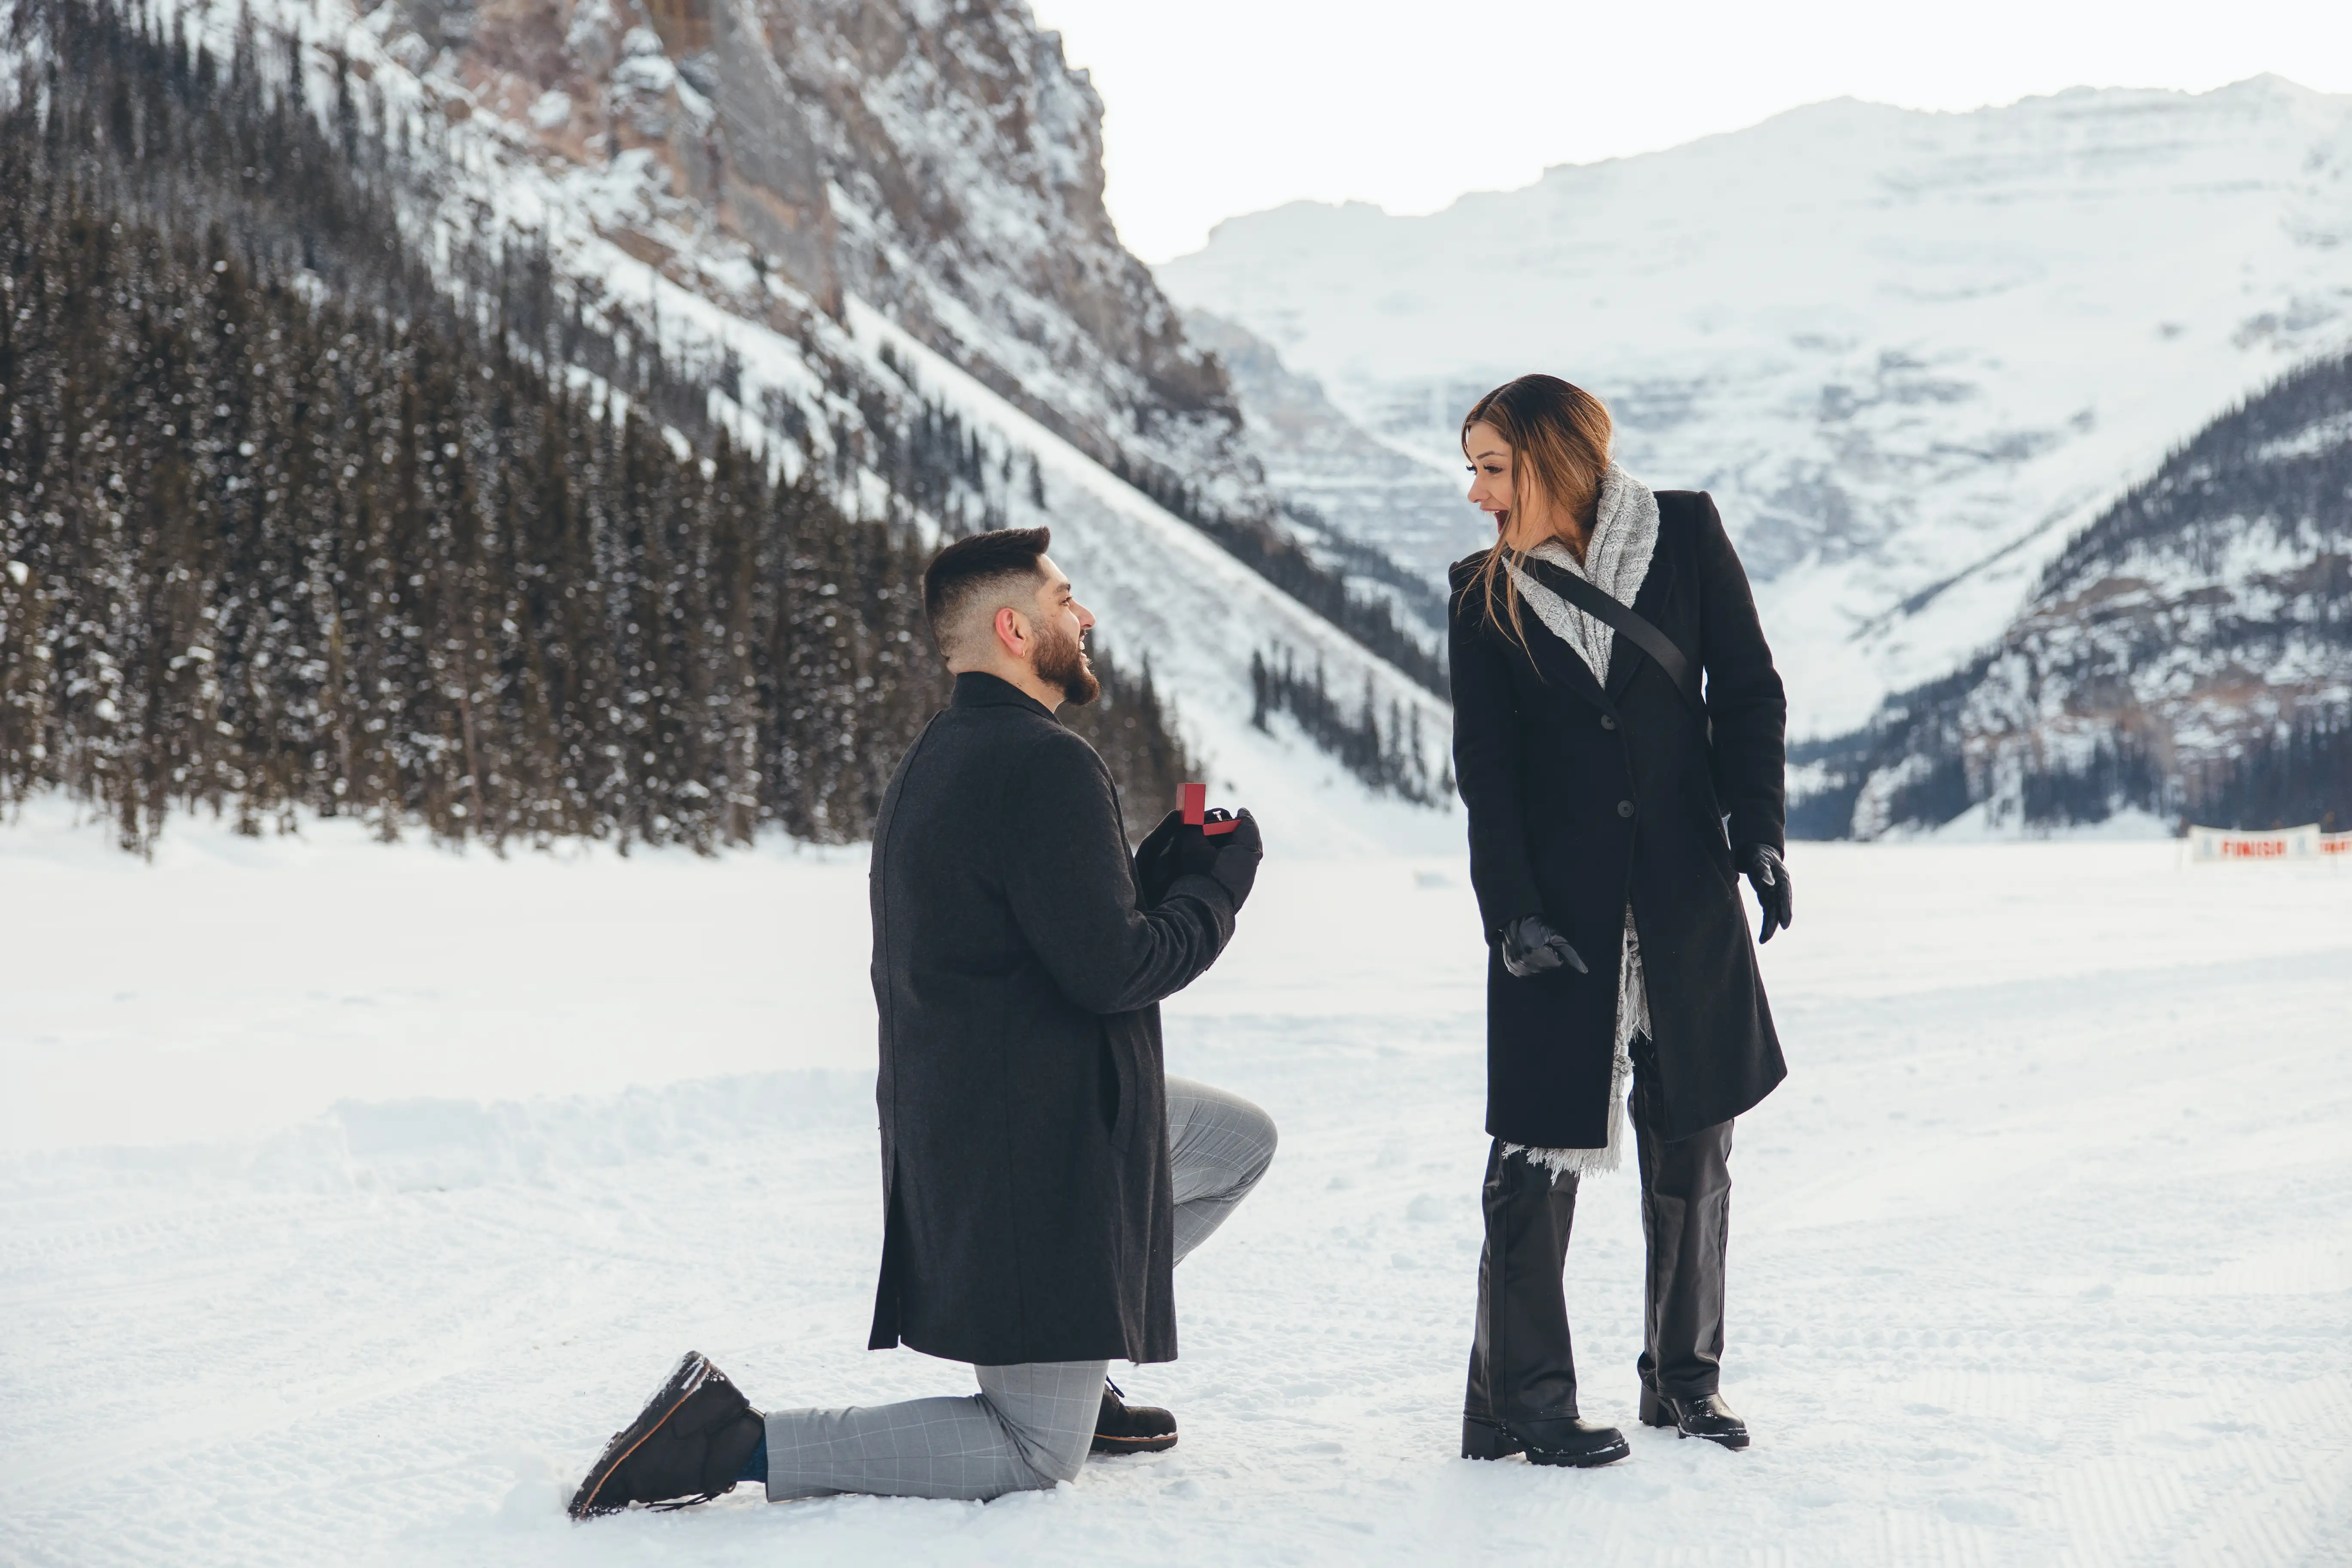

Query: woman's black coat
<box><xmin>865</xmin><ymin>672</ymin><xmax>1237</xmax><ymax>1367</ymax></box>
<box><xmin>1448</xmin><ymin>491</ymin><xmax>1787</xmax><ymax>1147</ymax></box>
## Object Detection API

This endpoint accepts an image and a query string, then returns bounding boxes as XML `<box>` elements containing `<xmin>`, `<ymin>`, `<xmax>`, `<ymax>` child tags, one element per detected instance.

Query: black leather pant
<box><xmin>1464</xmin><ymin>1069</ymin><xmax>1734</xmax><ymax>1421</ymax></box>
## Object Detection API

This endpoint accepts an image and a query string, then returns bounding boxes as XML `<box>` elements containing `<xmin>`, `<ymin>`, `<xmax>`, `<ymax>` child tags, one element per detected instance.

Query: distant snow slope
<box><xmin>844</xmin><ymin>303</ymin><xmax>1457</xmax><ymax>856</ymax></box>
<box><xmin>1183</xmin><ymin>309</ymin><xmax>1474</xmax><ymax>609</ymax></box>
<box><xmin>1158</xmin><ymin>79</ymin><xmax>2352</xmax><ymax>736</ymax></box>
<box><xmin>6</xmin><ymin>812</ymin><xmax>2351</xmax><ymax>1564</ymax></box>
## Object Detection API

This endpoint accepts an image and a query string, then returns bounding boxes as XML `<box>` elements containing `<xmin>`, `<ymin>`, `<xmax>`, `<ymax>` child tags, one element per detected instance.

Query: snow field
<box><xmin>3</xmin><ymin>812</ymin><xmax>2350</xmax><ymax>1565</ymax></box>
<box><xmin>0</xmin><ymin>801</ymin><xmax>875</xmax><ymax>1154</ymax></box>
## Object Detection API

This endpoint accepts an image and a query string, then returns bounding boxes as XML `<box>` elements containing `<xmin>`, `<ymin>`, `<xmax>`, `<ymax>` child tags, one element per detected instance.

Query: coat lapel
<box><xmin>1517</xmin><ymin>610</ymin><xmax>1611</xmax><ymax>712</ymax></box>
<box><xmin>1603</xmin><ymin>632</ymin><xmax>1648</xmax><ymax>701</ymax></box>
<box><xmin>1605</xmin><ymin>553</ymin><xmax>1679</xmax><ymax>702</ymax></box>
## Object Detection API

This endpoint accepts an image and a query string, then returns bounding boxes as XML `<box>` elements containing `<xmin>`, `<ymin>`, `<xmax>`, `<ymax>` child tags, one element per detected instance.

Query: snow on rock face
<box><xmin>1158</xmin><ymin>80</ymin><xmax>2352</xmax><ymax>737</ymax></box>
<box><xmin>431</xmin><ymin>0</ymin><xmax>1238</xmax><ymax>477</ymax></box>
<box><xmin>1186</xmin><ymin>307</ymin><xmax>1482</xmax><ymax>596</ymax></box>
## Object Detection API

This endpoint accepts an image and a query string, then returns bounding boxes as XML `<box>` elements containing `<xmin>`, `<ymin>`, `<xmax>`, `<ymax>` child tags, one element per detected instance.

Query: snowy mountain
<box><xmin>0</xmin><ymin>0</ymin><xmax>1455</xmax><ymax>851</ymax></box>
<box><xmin>1157</xmin><ymin>80</ymin><xmax>2352</xmax><ymax>738</ymax></box>
<box><xmin>433</xmin><ymin>0</ymin><xmax>1240</xmax><ymax>486</ymax></box>
<box><xmin>1181</xmin><ymin>309</ymin><xmax>1462</xmax><ymax>631</ymax></box>
<box><xmin>1790</xmin><ymin>347</ymin><xmax>2352</xmax><ymax>838</ymax></box>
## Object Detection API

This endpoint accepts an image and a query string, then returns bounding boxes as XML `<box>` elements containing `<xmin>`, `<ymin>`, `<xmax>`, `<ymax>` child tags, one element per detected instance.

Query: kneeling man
<box><xmin>570</xmin><ymin>527</ymin><xmax>1274</xmax><ymax>1516</ymax></box>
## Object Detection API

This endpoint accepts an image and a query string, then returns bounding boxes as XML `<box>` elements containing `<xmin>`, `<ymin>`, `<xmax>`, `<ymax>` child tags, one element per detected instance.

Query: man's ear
<box><xmin>992</xmin><ymin>604</ymin><xmax>1029</xmax><ymax>660</ymax></box>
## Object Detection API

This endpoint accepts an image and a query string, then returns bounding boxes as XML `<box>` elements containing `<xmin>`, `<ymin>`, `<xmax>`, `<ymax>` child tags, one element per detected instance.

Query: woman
<box><xmin>1447</xmin><ymin>374</ymin><xmax>1792</xmax><ymax>1468</ymax></box>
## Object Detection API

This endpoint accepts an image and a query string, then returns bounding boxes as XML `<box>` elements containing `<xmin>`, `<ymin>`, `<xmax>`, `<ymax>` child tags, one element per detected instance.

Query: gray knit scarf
<box><xmin>1499</xmin><ymin>464</ymin><xmax>1660</xmax><ymax>1179</ymax></box>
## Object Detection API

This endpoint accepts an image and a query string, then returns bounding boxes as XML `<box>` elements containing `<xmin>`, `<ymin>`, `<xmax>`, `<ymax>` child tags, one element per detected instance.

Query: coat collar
<box><xmin>950</xmin><ymin>670</ymin><xmax>1058</xmax><ymax>719</ymax></box>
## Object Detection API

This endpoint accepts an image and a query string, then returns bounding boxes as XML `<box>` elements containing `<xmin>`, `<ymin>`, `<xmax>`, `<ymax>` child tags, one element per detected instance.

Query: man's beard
<box><xmin>1035</xmin><ymin>622</ymin><xmax>1101</xmax><ymax>707</ymax></box>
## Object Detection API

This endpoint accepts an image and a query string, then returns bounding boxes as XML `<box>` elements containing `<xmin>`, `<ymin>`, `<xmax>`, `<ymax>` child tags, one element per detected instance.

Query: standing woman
<box><xmin>1447</xmin><ymin>374</ymin><xmax>1792</xmax><ymax>1468</ymax></box>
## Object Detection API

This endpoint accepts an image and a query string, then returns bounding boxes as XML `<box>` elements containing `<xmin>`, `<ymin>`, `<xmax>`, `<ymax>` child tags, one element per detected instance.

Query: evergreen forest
<box><xmin>1249</xmin><ymin>646</ymin><xmax>1448</xmax><ymax>805</ymax></box>
<box><xmin>0</xmin><ymin>0</ymin><xmax>1193</xmax><ymax>851</ymax></box>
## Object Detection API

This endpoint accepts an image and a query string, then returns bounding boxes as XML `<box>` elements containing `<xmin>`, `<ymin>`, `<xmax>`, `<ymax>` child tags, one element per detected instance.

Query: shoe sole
<box><xmin>1090</xmin><ymin>1431</ymin><xmax>1179</xmax><ymax>1455</ymax></box>
<box><xmin>1527</xmin><ymin>1436</ymin><xmax>1631</xmax><ymax>1468</ymax></box>
<box><xmin>569</xmin><ymin>1351</ymin><xmax>716</xmax><ymax>1520</ymax></box>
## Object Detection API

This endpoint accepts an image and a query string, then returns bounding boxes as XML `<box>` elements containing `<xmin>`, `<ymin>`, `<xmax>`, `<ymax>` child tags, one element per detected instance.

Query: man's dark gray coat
<box><xmin>866</xmin><ymin>672</ymin><xmax>1237</xmax><ymax>1366</ymax></box>
<box><xmin>1448</xmin><ymin>491</ymin><xmax>1788</xmax><ymax>1148</ymax></box>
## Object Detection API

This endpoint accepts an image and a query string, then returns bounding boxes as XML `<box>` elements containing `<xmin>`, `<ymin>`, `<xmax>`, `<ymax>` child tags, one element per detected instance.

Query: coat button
<box><xmin>1601</xmin><ymin>714</ymin><xmax>1617</xmax><ymax>730</ymax></box>
<box><xmin>1617</xmin><ymin>799</ymin><xmax>1635</xmax><ymax>818</ymax></box>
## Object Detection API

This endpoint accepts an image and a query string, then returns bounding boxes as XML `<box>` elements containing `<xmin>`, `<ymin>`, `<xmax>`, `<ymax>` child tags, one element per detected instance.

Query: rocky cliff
<box><xmin>412</xmin><ymin>0</ymin><xmax>1239</xmax><ymax>477</ymax></box>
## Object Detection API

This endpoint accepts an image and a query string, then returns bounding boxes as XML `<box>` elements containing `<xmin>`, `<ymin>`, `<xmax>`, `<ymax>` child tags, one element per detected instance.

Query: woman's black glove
<box><xmin>1742</xmin><ymin>843</ymin><xmax>1793</xmax><ymax>942</ymax></box>
<box><xmin>1497</xmin><ymin>913</ymin><xmax>1589</xmax><ymax>979</ymax></box>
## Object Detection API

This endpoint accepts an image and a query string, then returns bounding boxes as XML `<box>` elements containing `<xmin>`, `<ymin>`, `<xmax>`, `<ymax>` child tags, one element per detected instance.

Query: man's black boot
<box><xmin>1461</xmin><ymin>1413</ymin><xmax>1630</xmax><ymax>1468</ymax></box>
<box><xmin>1639</xmin><ymin>1389</ymin><xmax>1749</xmax><ymax>1450</ymax></box>
<box><xmin>1091</xmin><ymin>1378</ymin><xmax>1178</xmax><ymax>1455</ymax></box>
<box><xmin>569</xmin><ymin>1351</ymin><xmax>766</xmax><ymax>1518</ymax></box>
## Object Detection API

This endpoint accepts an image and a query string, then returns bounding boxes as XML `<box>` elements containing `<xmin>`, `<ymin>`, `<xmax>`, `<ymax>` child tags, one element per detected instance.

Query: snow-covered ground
<box><xmin>5</xmin><ymin>806</ymin><xmax>2350</xmax><ymax>1565</ymax></box>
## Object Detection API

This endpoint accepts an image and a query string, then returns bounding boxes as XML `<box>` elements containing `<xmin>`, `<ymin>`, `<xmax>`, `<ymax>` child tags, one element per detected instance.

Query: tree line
<box><xmin>1119</xmin><ymin>451</ymin><xmax>1449</xmax><ymax>696</ymax></box>
<box><xmin>1249</xmin><ymin>646</ymin><xmax>1447</xmax><ymax>805</ymax></box>
<box><xmin>2181</xmin><ymin>711</ymin><xmax>2350</xmax><ymax>832</ymax></box>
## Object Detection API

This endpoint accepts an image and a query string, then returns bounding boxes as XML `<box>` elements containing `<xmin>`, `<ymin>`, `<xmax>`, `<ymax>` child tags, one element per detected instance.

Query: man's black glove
<box><xmin>1137</xmin><ymin>807</ymin><xmax>1262</xmax><ymax>911</ymax></box>
<box><xmin>1742</xmin><ymin>843</ymin><xmax>1793</xmax><ymax>943</ymax></box>
<box><xmin>1497</xmin><ymin>913</ymin><xmax>1589</xmax><ymax>979</ymax></box>
<box><xmin>1133</xmin><ymin>808</ymin><xmax>1187</xmax><ymax>906</ymax></box>
<box><xmin>1203</xmin><ymin>808</ymin><xmax>1262</xmax><ymax>909</ymax></box>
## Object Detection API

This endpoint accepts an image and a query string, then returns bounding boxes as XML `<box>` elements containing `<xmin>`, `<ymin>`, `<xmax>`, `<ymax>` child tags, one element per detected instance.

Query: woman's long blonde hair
<box><xmin>1462</xmin><ymin>374</ymin><xmax>1614</xmax><ymax>656</ymax></box>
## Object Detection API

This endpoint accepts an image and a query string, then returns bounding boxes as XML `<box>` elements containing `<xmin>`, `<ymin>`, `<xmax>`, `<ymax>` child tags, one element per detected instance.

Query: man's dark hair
<box><xmin>922</xmin><ymin>526</ymin><xmax>1052</xmax><ymax>659</ymax></box>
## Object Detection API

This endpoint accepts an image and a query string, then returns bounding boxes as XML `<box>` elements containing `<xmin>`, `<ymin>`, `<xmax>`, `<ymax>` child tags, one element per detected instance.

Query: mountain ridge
<box><xmin>1179</xmin><ymin>75</ymin><xmax>2349</xmax><ymax>258</ymax></box>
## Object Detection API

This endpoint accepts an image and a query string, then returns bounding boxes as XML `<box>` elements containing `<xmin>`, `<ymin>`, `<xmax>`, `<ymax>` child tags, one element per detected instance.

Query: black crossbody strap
<box><xmin>1522</xmin><ymin>557</ymin><xmax>1704</xmax><ymax>717</ymax></box>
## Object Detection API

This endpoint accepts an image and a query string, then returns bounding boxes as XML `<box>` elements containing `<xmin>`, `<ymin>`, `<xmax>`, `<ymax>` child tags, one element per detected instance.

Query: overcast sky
<box><xmin>1028</xmin><ymin>0</ymin><xmax>2352</xmax><ymax>263</ymax></box>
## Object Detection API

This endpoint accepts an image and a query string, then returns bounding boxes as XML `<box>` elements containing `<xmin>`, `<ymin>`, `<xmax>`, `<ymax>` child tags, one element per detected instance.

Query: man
<box><xmin>569</xmin><ymin>526</ymin><xmax>1273</xmax><ymax>1517</ymax></box>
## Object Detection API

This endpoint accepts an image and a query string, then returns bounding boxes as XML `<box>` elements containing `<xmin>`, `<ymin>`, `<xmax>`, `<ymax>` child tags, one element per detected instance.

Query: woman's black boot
<box><xmin>1464</xmin><ymin>1144</ymin><xmax>1629</xmax><ymax>1464</ymax></box>
<box><xmin>1639</xmin><ymin>1389</ymin><xmax>1749</xmax><ymax>1450</ymax></box>
<box><xmin>1463</xmin><ymin>1413</ymin><xmax>1630</xmax><ymax>1467</ymax></box>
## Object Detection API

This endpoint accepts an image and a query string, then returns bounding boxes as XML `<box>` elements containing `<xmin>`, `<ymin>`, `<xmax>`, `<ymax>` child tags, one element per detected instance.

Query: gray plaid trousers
<box><xmin>763</xmin><ymin>1075</ymin><xmax>1277</xmax><ymax>1501</ymax></box>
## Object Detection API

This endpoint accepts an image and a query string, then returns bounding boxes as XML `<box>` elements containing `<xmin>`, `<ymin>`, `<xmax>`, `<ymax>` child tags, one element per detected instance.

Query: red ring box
<box><xmin>1180</xmin><ymin>782</ymin><xmax>1239</xmax><ymax>836</ymax></box>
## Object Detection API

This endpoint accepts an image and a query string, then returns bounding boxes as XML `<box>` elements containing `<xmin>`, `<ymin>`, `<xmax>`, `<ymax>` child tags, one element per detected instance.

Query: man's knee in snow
<box><xmin>1009</xmin><ymin>1423</ymin><xmax>1091</xmax><ymax>1488</ymax></box>
<box><xmin>1034</xmin><ymin>1441</ymin><xmax>1088</xmax><ymax>1487</ymax></box>
<box><xmin>1238</xmin><ymin>1099</ymin><xmax>1279</xmax><ymax>1182</ymax></box>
